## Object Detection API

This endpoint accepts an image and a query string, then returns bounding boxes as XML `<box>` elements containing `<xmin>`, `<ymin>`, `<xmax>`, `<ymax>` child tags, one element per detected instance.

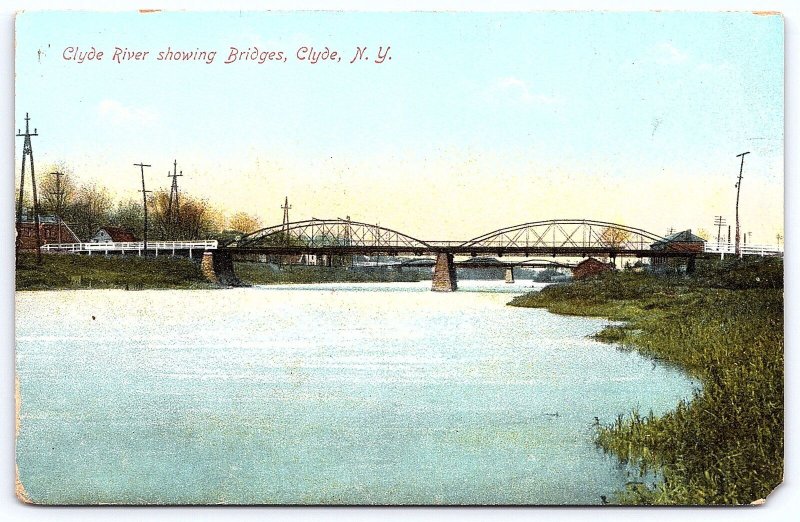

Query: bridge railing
<box><xmin>703</xmin><ymin>242</ymin><xmax>783</xmax><ymax>256</ymax></box>
<box><xmin>40</xmin><ymin>240</ymin><xmax>218</xmax><ymax>254</ymax></box>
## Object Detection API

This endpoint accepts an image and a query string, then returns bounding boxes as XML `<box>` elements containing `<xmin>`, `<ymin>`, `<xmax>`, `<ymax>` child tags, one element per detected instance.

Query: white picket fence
<box><xmin>40</xmin><ymin>240</ymin><xmax>218</xmax><ymax>256</ymax></box>
<box><xmin>703</xmin><ymin>242</ymin><xmax>783</xmax><ymax>257</ymax></box>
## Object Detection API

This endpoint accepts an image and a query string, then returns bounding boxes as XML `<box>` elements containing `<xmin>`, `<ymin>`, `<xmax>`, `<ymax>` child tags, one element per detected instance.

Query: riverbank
<box><xmin>14</xmin><ymin>254</ymin><xmax>426</xmax><ymax>290</ymax></box>
<box><xmin>508</xmin><ymin>257</ymin><xmax>783</xmax><ymax>505</ymax></box>
<box><xmin>15</xmin><ymin>253</ymin><xmax>212</xmax><ymax>290</ymax></box>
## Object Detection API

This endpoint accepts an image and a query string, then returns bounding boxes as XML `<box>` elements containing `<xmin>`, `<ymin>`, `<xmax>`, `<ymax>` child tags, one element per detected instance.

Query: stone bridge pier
<box><xmin>201</xmin><ymin>250</ymin><xmax>247</xmax><ymax>286</ymax></box>
<box><xmin>432</xmin><ymin>252</ymin><xmax>457</xmax><ymax>292</ymax></box>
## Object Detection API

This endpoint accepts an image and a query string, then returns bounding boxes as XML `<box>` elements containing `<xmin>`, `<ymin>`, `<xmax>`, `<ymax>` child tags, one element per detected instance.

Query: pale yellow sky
<box><xmin>60</xmin><ymin>146</ymin><xmax>783</xmax><ymax>244</ymax></box>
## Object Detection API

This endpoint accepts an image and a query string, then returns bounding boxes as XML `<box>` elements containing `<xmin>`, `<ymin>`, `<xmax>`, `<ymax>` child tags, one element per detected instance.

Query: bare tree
<box><xmin>38</xmin><ymin>163</ymin><xmax>76</xmax><ymax>215</ymax></box>
<box><xmin>64</xmin><ymin>183</ymin><xmax>113</xmax><ymax>240</ymax></box>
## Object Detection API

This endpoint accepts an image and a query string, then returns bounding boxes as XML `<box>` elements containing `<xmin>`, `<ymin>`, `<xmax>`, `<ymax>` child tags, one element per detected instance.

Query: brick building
<box><xmin>17</xmin><ymin>216</ymin><xmax>80</xmax><ymax>251</ymax></box>
<box><xmin>573</xmin><ymin>257</ymin><xmax>614</xmax><ymax>279</ymax></box>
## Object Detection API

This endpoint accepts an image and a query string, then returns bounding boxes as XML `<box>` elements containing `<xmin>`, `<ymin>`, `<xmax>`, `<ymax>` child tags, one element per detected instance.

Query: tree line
<box><xmin>28</xmin><ymin>164</ymin><xmax>264</xmax><ymax>241</ymax></box>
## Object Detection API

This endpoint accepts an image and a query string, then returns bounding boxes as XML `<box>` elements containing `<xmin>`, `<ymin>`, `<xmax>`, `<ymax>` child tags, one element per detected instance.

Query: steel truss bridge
<box><xmin>223</xmin><ymin>218</ymin><xmax>697</xmax><ymax>258</ymax></box>
<box><xmin>210</xmin><ymin>218</ymin><xmax>710</xmax><ymax>290</ymax></box>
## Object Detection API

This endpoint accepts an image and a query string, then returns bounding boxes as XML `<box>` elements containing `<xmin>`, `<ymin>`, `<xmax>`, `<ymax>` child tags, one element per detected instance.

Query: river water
<box><xmin>15</xmin><ymin>280</ymin><xmax>697</xmax><ymax>505</ymax></box>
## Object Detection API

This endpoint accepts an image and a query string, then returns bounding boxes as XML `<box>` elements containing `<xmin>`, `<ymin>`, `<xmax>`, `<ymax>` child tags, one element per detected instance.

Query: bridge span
<box><xmin>208</xmin><ymin>218</ymin><xmax>704</xmax><ymax>290</ymax></box>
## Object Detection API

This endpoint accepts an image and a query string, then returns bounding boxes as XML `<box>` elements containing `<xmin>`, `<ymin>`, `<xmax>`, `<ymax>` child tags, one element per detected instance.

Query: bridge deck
<box><xmin>226</xmin><ymin>245</ymin><xmax>700</xmax><ymax>258</ymax></box>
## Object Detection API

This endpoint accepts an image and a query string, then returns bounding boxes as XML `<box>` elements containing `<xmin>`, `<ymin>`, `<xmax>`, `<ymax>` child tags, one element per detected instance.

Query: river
<box><xmin>15</xmin><ymin>280</ymin><xmax>697</xmax><ymax>504</ymax></box>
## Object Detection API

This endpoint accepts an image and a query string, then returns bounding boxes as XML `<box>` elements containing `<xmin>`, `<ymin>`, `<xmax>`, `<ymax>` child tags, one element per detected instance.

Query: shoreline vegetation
<box><xmin>15</xmin><ymin>253</ymin><xmax>212</xmax><ymax>291</ymax></box>
<box><xmin>509</xmin><ymin>257</ymin><xmax>783</xmax><ymax>505</ymax></box>
<box><xmin>14</xmin><ymin>254</ymin><xmax>426</xmax><ymax>290</ymax></box>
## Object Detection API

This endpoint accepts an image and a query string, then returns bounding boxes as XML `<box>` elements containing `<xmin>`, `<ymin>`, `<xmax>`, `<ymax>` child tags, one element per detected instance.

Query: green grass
<box><xmin>509</xmin><ymin>258</ymin><xmax>783</xmax><ymax>505</ymax></box>
<box><xmin>16</xmin><ymin>253</ymin><xmax>212</xmax><ymax>290</ymax></box>
<box><xmin>234</xmin><ymin>261</ymin><xmax>423</xmax><ymax>285</ymax></box>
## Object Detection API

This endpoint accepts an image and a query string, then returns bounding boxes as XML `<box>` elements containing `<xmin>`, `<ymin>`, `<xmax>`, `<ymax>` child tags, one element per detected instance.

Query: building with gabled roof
<box><xmin>90</xmin><ymin>226</ymin><xmax>139</xmax><ymax>243</ymax></box>
<box><xmin>650</xmin><ymin>229</ymin><xmax>707</xmax><ymax>253</ymax></box>
<box><xmin>17</xmin><ymin>215</ymin><xmax>80</xmax><ymax>251</ymax></box>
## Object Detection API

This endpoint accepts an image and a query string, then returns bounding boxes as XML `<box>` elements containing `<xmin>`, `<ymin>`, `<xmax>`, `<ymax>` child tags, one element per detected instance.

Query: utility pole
<box><xmin>49</xmin><ymin>171</ymin><xmax>66</xmax><ymax>245</ymax></box>
<box><xmin>166</xmin><ymin>159</ymin><xmax>183</xmax><ymax>239</ymax></box>
<box><xmin>135</xmin><ymin>163</ymin><xmax>152</xmax><ymax>253</ymax></box>
<box><xmin>713</xmin><ymin>216</ymin><xmax>726</xmax><ymax>244</ymax></box>
<box><xmin>281</xmin><ymin>196</ymin><xmax>292</xmax><ymax>244</ymax></box>
<box><xmin>16</xmin><ymin>113</ymin><xmax>41</xmax><ymax>265</ymax></box>
<box><xmin>734</xmin><ymin>151</ymin><xmax>750</xmax><ymax>258</ymax></box>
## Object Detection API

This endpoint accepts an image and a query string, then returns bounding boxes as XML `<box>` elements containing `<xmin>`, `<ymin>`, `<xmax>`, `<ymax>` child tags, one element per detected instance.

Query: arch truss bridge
<box><xmin>209</xmin><ymin>218</ymin><xmax>698</xmax><ymax>291</ymax></box>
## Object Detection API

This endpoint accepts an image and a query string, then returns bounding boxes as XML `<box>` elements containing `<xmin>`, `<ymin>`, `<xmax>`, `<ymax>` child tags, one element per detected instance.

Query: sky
<box><xmin>14</xmin><ymin>10</ymin><xmax>784</xmax><ymax>243</ymax></box>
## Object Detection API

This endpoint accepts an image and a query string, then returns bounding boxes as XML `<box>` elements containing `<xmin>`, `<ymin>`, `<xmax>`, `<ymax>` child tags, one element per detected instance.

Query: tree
<box><xmin>696</xmin><ymin>228</ymin><xmax>711</xmax><ymax>241</ymax></box>
<box><xmin>179</xmin><ymin>196</ymin><xmax>223</xmax><ymax>239</ymax></box>
<box><xmin>600</xmin><ymin>226</ymin><xmax>631</xmax><ymax>248</ymax></box>
<box><xmin>38</xmin><ymin>163</ymin><xmax>76</xmax><ymax>216</ymax></box>
<box><xmin>228</xmin><ymin>212</ymin><xmax>262</xmax><ymax>234</ymax></box>
<box><xmin>64</xmin><ymin>183</ymin><xmax>113</xmax><ymax>240</ymax></box>
<box><xmin>110</xmin><ymin>198</ymin><xmax>145</xmax><ymax>239</ymax></box>
<box><xmin>147</xmin><ymin>189</ymin><xmax>172</xmax><ymax>240</ymax></box>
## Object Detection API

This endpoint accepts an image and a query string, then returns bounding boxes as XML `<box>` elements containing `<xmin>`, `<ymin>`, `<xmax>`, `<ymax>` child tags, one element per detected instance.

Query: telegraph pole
<box><xmin>49</xmin><ymin>171</ymin><xmax>66</xmax><ymax>245</ymax></box>
<box><xmin>734</xmin><ymin>152</ymin><xmax>750</xmax><ymax>258</ymax></box>
<box><xmin>281</xmin><ymin>196</ymin><xmax>291</xmax><ymax>244</ymax></box>
<box><xmin>16</xmin><ymin>113</ymin><xmax>41</xmax><ymax>265</ymax></box>
<box><xmin>135</xmin><ymin>163</ymin><xmax>152</xmax><ymax>253</ymax></box>
<box><xmin>166</xmin><ymin>159</ymin><xmax>183</xmax><ymax>239</ymax></box>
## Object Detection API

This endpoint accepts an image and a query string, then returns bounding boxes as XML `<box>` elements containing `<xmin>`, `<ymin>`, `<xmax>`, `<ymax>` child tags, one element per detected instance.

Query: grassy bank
<box><xmin>234</xmin><ymin>261</ymin><xmax>424</xmax><ymax>285</ymax></box>
<box><xmin>509</xmin><ymin>258</ymin><xmax>783</xmax><ymax>505</ymax></box>
<box><xmin>16</xmin><ymin>253</ymin><xmax>212</xmax><ymax>290</ymax></box>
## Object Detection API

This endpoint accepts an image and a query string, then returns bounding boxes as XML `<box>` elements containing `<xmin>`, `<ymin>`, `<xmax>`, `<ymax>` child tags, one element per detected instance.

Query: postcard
<box><xmin>14</xmin><ymin>10</ymin><xmax>783</xmax><ymax>505</ymax></box>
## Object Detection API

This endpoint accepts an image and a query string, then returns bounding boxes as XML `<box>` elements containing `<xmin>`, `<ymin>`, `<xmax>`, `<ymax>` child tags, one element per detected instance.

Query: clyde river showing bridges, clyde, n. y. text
<box><xmin>15</xmin><ymin>280</ymin><xmax>697</xmax><ymax>505</ymax></box>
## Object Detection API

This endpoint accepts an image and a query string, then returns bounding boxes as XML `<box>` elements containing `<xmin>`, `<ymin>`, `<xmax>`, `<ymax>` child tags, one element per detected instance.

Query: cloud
<box><xmin>623</xmin><ymin>42</ymin><xmax>690</xmax><ymax>69</ymax></box>
<box><xmin>655</xmin><ymin>42</ymin><xmax>689</xmax><ymax>64</ymax></box>
<box><xmin>97</xmin><ymin>99</ymin><xmax>159</xmax><ymax>125</ymax></box>
<box><xmin>491</xmin><ymin>76</ymin><xmax>561</xmax><ymax>106</ymax></box>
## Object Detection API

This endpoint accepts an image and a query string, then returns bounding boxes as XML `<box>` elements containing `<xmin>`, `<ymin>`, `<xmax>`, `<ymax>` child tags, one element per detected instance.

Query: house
<box><xmin>17</xmin><ymin>216</ymin><xmax>80</xmax><ymax>251</ymax></box>
<box><xmin>573</xmin><ymin>257</ymin><xmax>614</xmax><ymax>279</ymax></box>
<box><xmin>91</xmin><ymin>226</ymin><xmax>139</xmax><ymax>243</ymax></box>
<box><xmin>650</xmin><ymin>229</ymin><xmax>706</xmax><ymax>254</ymax></box>
<box><xmin>650</xmin><ymin>229</ymin><xmax>706</xmax><ymax>270</ymax></box>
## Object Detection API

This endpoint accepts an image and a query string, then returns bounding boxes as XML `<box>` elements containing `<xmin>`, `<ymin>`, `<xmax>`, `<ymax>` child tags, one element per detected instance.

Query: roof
<box><xmin>97</xmin><ymin>226</ymin><xmax>139</xmax><ymax>242</ymax></box>
<box><xmin>662</xmin><ymin>229</ymin><xmax>707</xmax><ymax>243</ymax></box>
<box><xmin>576</xmin><ymin>257</ymin><xmax>612</xmax><ymax>267</ymax></box>
<box><xmin>651</xmin><ymin>229</ymin><xmax>706</xmax><ymax>247</ymax></box>
<box><xmin>19</xmin><ymin>213</ymin><xmax>62</xmax><ymax>224</ymax></box>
